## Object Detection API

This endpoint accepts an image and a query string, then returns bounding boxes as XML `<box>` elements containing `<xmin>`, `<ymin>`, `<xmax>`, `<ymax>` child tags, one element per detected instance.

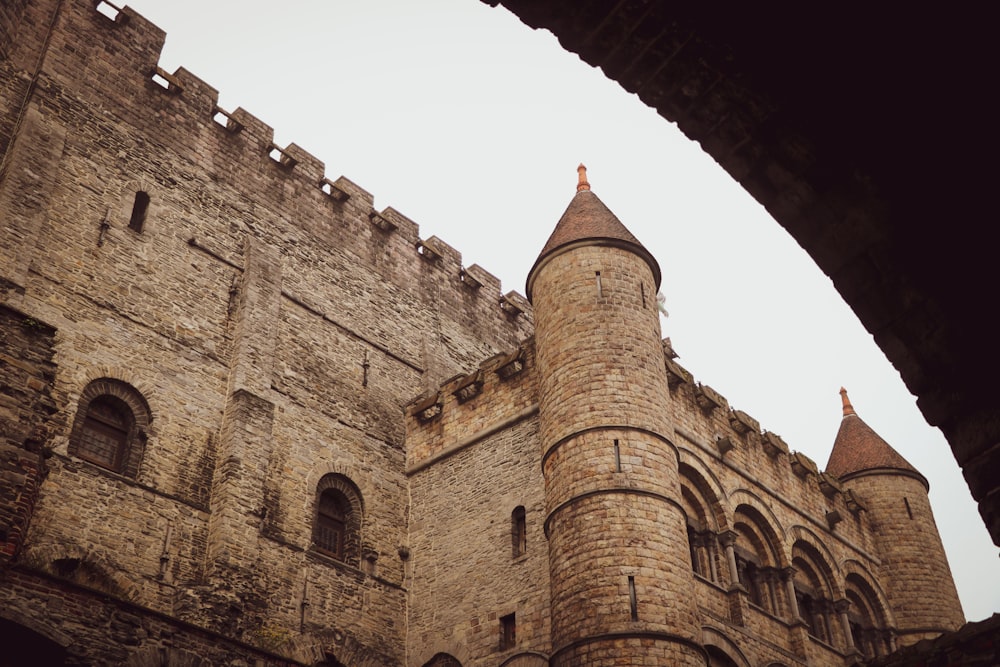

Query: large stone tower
<box><xmin>526</xmin><ymin>166</ymin><xmax>703</xmax><ymax>665</ymax></box>
<box><xmin>826</xmin><ymin>389</ymin><xmax>965</xmax><ymax>645</ymax></box>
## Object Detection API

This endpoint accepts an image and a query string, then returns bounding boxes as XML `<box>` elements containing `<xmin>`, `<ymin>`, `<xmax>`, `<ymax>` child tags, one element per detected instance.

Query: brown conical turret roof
<box><xmin>526</xmin><ymin>165</ymin><xmax>661</xmax><ymax>302</ymax></box>
<box><xmin>825</xmin><ymin>388</ymin><xmax>928</xmax><ymax>488</ymax></box>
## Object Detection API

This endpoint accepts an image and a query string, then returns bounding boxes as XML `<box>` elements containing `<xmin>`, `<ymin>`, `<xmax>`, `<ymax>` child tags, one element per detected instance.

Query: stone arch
<box><xmin>422</xmin><ymin>653</ymin><xmax>463</xmax><ymax>667</ymax></box>
<box><xmin>841</xmin><ymin>562</ymin><xmax>895</xmax><ymax>659</ymax></box>
<box><xmin>788</xmin><ymin>525</ymin><xmax>842</xmax><ymax>595</ymax></box>
<box><xmin>727</xmin><ymin>489</ymin><xmax>787</xmax><ymax>554</ymax></box>
<box><xmin>282</xmin><ymin>631</ymin><xmax>402</xmax><ymax>667</ymax></box>
<box><xmin>679</xmin><ymin>462</ymin><xmax>727</xmax><ymax>583</ymax></box>
<box><xmin>731</xmin><ymin>502</ymin><xmax>785</xmax><ymax>614</ymax></box>
<box><xmin>840</xmin><ymin>558</ymin><xmax>894</xmax><ymax>628</ymax></box>
<box><xmin>701</xmin><ymin>627</ymin><xmax>751</xmax><ymax>667</ymax></box>
<box><xmin>312</xmin><ymin>473</ymin><xmax>364</xmax><ymax>565</ymax></box>
<box><xmin>677</xmin><ymin>455</ymin><xmax>730</xmax><ymax>530</ymax></box>
<box><xmin>67</xmin><ymin>377</ymin><xmax>152</xmax><ymax>478</ymax></box>
<box><xmin>124</xmin><ymin>646</ymin><xmax>210</xmax><ymax>666</ymax></box>
<box><xmin>498</xmin><ymin>651</ymin><xmax>549</xmax><ymax>666</ymax></box>
<box><xmin>22</xmin><ymin>541</ymin><xmax>138</xmax><ymax>601</ymax></box>
<box><xmin>413</xmin><ymin>640</ymin><xmax>471</xmax><ymax>667</ymax></box>
<box><xmin>791</xmin><ymin>538</ymin><xmax>839</xmax><ymax>644</ymax></box>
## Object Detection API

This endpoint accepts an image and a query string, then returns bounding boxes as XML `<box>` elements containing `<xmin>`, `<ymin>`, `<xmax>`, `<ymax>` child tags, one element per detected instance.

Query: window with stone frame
<box><xmin>499</xmin><ymin>613</ymin><xmax>516</xmax><ymax>650</ymax></box>
<box><xmin>68</xmin><ymin>379</ymin><xmax>151</xmax><ymax>478</ymax></box>
<box><xmin>311</xmin><ymin>474</ymin><xmax>363</xmax><ymax>565</ymax></box>
<box><xmin>792</xmin><ymin>545</ymin><xmax>836</xmax><ymax>644</ymax></box>
<box><xmin>845</xmin><ymin>573</ymin><xmax>890</xmax><ymax>659</ymax></box>
<box><xmin>511</xmin><ymin>506</ymin><xmax>526</xmax><ymax>557</ymax></box>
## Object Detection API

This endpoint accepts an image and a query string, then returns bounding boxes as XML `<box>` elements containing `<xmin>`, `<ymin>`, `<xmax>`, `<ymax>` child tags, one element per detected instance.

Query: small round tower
<box><xmin>527</xmin><ymin>166</ymin><xmax>703</xmax><ymax>666</ymax></box>
<box><xmin>826</xmin><ymin>388</ymin><xmax>965</xmax><ymax>645</ymax></box>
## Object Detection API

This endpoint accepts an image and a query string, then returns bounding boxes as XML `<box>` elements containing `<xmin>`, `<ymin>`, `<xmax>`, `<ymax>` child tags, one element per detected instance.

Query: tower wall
<box><xmin>845</xmin><ymin>472</ymin><xmax>964</xmax><ymax>642</ymax></box>
<box><xmin>532</xmin><ymin>243</ymin><xmax>703</xmax><ymax>665</ymax></box>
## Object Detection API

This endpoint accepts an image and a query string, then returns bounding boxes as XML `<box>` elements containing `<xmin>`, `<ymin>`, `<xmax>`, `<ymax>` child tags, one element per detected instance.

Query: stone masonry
<box><xmin>0</xmin><ymin>1</ymin><xmax>967</xmax><ymax>665</ymax></box>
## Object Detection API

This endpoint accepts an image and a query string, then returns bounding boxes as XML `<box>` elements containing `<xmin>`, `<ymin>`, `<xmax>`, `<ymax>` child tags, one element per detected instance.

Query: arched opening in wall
<box><xmin>511</xmin><ymin>505</ymin><xmax>526</xmax><ymax>557</ymax></box>
<box><xmin>314</xmin><ymin>654</ymin><xmax>346</xmax><ymax>667</ymax></box>
<box><xmin>311</xmin><ymin>474</ymin><xmax>363</xmax><ymax>565</ymax></box>
<box><xmin>680</xmin><ymin>483</ymin><xmax>717</xmax><ymax>582</ymax></box>
<box><xmin>0</xmin><ymin>617</ymin><xmax>67</xmax><ymax>665</ymax></box>
<box><xmin>845</xmin><ymin>573</ymin><xmax>890</xmax><ymax>659</ymax></box>
<box><xmin>732</xmin><ymin>505</ymin><xmax>782</xmax><ymax>615</ymax></box>
<box><xmin>791</xmin><ymin>541</ymin><xmax>836</xmax><ymax>645</ymax></box>
<box><xmin>422</xmin><ymin>653</ymin><xmax>462</xmax><ymax>667</ymax></box>
<box><xmin>68</xmin><ymin>378</ymin><xmax>151</xmax><ymax>478</ymax></box>
<box><xmin>680</xmin><ymin>464</ymin><xmax>725</xmax><ymax>584</ymax></box>
<box><xmin>128</xmin><ymin>191</ymin><xmax>149</xmax><ymax>232</ymax></box>
<box><xmin>705</xmin><ymin>644</ymin><xmax>741</xmax><ymax>667</ymax></box>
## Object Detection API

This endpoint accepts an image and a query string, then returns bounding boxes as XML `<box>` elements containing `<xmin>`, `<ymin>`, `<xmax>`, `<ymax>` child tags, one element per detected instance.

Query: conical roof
<box><xmin>825</xmin><ymin>388</ymin><xmax>927</xmax><ymax>488</ymax></box>
<box><xmin>526</xmin><ymin>165</ymin><xmax>661</xmax><ymax>302</ymax></box>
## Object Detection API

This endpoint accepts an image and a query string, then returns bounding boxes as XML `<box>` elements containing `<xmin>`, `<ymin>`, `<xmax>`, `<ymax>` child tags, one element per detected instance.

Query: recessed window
<box><xmin>511</xmin><ymin>506</ymin><xmax>526</xmax><ymax>557</ymax></box>
<box><xmin>499</xmin><ymin>613</ymin><xmax>516</xmax><ymax>650</ymax></box>
<box><xmin>128</xmin><ymin>191</ymin><xmax>149</xmax><ymax>232</ymax></box>
<box><xmin>312</xmin><ymin>474</ymin><xmax>363</xmax><ymax>565</ymax></box>
<box><xmin>68</xmin><ymin>378</ymin><xmax>151</xmax><ymax>478</ymax></box>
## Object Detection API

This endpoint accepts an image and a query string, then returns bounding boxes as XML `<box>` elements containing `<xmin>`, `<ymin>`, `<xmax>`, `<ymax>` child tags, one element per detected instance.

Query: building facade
<box><xmin>0</xmin><ymin>1</ymin><xmax>964</xmax><ymax>665</ymax></box>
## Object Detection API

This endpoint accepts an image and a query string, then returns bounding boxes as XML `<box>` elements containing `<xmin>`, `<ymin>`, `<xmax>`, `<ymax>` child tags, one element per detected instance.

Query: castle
<box><xmin>0</xmin><ymin>1</ymin><xmax>967</xmax><ymax>665</ymax></box>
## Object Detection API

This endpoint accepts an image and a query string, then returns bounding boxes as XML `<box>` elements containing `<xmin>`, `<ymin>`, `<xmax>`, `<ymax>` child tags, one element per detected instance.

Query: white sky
<box><xmin>120</xmin><ymin>0</ymin><xmax>999</xmax><ymax>620</ymax></box>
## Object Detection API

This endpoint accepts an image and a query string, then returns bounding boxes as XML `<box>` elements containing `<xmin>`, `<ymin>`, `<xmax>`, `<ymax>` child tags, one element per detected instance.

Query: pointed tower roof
<box><xmin>526</xmin><ymin>165</ymin><xmax>661</xmax><ymax>302</ymax></box>
<box><xmin>825</xmin><ymin>388</ymin><xmax>928</xmax><ymax>488</ymax></box>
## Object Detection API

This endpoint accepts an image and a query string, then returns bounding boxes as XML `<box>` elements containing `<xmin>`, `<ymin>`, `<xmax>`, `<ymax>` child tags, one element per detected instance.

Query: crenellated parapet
<box><xmin>661</xmin><ymin>340</ymin><xmax>869</xmax><ymax>536</ymax></box>
<box><xmin>405</xmin><ymin>339</ymin><xmax>537</xmax><ymax>473</ymax></box>
<box><xmin>2</xmin><ymin>0</ymin><xmax>534</xmax><ymax>365</ymax></box>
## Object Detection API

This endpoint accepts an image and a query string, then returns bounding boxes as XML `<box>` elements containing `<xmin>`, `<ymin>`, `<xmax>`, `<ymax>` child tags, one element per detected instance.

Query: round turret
<box><xmin>826</xmin><ymin>389</ymin><xmax>965</xmax><ymax>643</ymax></box>
<box><xmin>530</xmin><ymin>167</ymin><xmax>703</xmax><ymax>666</ymax></box>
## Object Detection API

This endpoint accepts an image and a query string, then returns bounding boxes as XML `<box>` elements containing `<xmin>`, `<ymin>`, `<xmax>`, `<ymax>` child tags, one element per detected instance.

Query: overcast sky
<box><xmin>120</xmin><ymin>0</ymin><xmax>998</xmax><ymax>620</ymax></box>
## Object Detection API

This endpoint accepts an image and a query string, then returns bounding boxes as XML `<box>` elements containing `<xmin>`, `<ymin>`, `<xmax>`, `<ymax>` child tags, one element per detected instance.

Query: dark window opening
<box><xmin>77</xmin><ymin>395</ymin><xmax>133</xmax><ymax>471</ymax></box>
<box><xmin>904</xmin><ymin>497</ymin><xmax>914</xmax><ymax>519</ymax></box>
<box><xmin>129</xmin><ymin>191</ymin><xmax>149</xmax><ymax>232</ymax></box>
<box><xmin>511</xmin><ymin>506</ymin><xmax>526</xmax><ymax>557</ymax></box>
<box><xmin>628</xmin><ymin>575</ymin><xmax>638</xmax><ymax>621</ymax></box>
<box><xmin>499</xmin><ymin>613</ymin><xmax>516</xmax><ymax>650</ymax></box>
<box><xmin>315</xmin><ymin>490</ymin><xmax>348</xmax><ymax>560</ymax></box>
<box><xmin>613</xmin><ymin>439</ymin><xmax>621</xmax><ymax>472</ymax></box>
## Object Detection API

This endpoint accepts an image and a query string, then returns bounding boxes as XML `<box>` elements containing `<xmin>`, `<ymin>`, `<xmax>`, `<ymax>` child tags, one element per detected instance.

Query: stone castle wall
<box><xmin>0</xmin><ymin>1</ymin><xmax>966</xmax><ymax>665</ymax></box>
<box><xmin>0</xmin><ymin>0</ymin><xmax>530</xmax><ymax>663</ymax></box>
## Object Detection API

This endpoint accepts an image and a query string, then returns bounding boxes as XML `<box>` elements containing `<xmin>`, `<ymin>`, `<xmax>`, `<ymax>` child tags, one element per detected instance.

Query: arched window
<box><xmin>731</xmin><ymin>506</ymin><xmax>783</xmax><ymax>615</ymax></box>
<box><xmin>792</xmin><ymin>541</ymin><xmax>836</xmax><ymax>644</ymax></box>
<box><xmin>312</xmin><ymin>474</ymin><xmax>363</xmax><ymax>565</ymax></box>
<box><xmin>511</xmin><ymin>506</ymin><xmax>526</xmax><ymax>557</ymax></box>
<box><xmin>845</xmin><ymin>573</ymin><xmax>889</xmax><ymax>659</ymax></box>
<box><xmin>69</xmin><ymin>379</ymin><xmax>150</xmax><ymax>478</ymax></box>
<box><xmin>422</xmin><ymin>654</ymin><xmax>462</xmax><ymax>667</ymax></box>
<box><xmin>679</xmin><ymin>465</ymin><xmax>723</xmax><ymax>583</ymax></box>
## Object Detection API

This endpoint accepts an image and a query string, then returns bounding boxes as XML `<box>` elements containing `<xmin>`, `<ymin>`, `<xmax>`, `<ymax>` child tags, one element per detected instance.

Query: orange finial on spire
<box><xmin>576</xmin><ymin>164</ymin><xmax>590</xmax><ymax>192</ymax></box>
<box><xmin>840</xmin><ymin>387</ymin><xmax>856</xmax><ymax>417</ymax></box>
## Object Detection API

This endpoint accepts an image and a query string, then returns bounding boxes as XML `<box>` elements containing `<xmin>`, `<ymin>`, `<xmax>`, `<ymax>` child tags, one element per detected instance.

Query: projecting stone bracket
<box><xmin>369</xmin><ymin>210</ymin><xmax>396</xmax><ymax>232</ymax></box>
<box><xmin>416</xmin><ymin>238</ymin><xmax>443</xmax><ymax>262</ymax></box>
<box><xmin>790</xmin><ymin>451</ymin><xmax>819</xmax><ymax>478</ymax></box>
<box><xmin>453</xmin><ymin>370</ymin><xmax>484</xmax><ymax>403</ymax></box>
<box><xmin>662</xmin><ymin>337</ymin><xmax>678</xmax><ymax>360</ymax></box>
<box><xmin>499</xmin><ymin>291</ymin><xmax>527</xmax><ymax>318</ymax></box>
<box><xmin>493</xmin><ymin>347</ymin><xmax>525</xmax><ymax>380</ymax></box>
<box><xmin>844</xmin><ymin>489</ymin><xmax>867</xmax><ymax>513</ymax></box>
<box><xmin>695</xmin><ymin>383</ymin><xmax>728</xmax><ymax>415</ymax></box>
<box><xmin>761</xmin><ymin>431</ymin><xmax>789</xmax><ymax>458</ymax></box>
<box><xmin>729</xmin><ymin>409</ymin><xmax>760</xmax><ymax>436</ymax></box>
<box><xmin>818</xmin><ymin>472</ymin><xmax>843</xmax><ymax>497</ymax></box>
<box><xmin>410</xmin><ymin>392</ymin><xmax>442</xmax><ymax>422</ymax></box>
<box><xmin>319</xmin><ymin>177</ymin><xmax>349</xmax><ymax>202</ymax></box>
<box><xmin>715</xmin><ymin>435</ymin><xmax>736</xmax><ymax>456</ymax></box>
<box><xmin>665</xmin><ymin>357</ymin><xmax>692</xmax><ymax>389</ymax></box>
